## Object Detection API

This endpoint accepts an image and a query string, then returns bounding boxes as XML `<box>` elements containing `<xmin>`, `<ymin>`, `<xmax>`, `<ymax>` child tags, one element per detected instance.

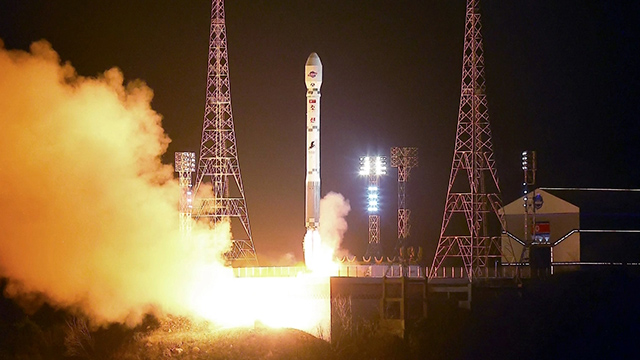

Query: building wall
<box><xmin>501</xmin><ymin>189</ymin><xmax>580</xmax><ymax>264</ymax></box>
<box><xmin>330</xmin><ymin>277</ymin><xmax>426</xmax><ymax>340</ymax></box>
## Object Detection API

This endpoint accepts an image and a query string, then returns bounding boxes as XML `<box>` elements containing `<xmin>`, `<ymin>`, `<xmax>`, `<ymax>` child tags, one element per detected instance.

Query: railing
<box><xmin>232</xmin><ymin>264</ymin><xmax>516</xmax><ymax>279</ymax></box>
<box><xmin>427</xmin><ymin>265</ymin><xmax>521</xmax><ymax>279</ymax></box>
<box><xmin>335</xmin><ymin>264</ymin><xmax>425</xmax><ymax>278</ymax></box>
<box><xmin>233</xmin><ymin>266</ymin><xmax>307</xmax><ymax>277</ymax></box>
<box><xmin>232</xmin><ymin>262</ymin><xmax>640</xmax><ymax>279</ymax></box>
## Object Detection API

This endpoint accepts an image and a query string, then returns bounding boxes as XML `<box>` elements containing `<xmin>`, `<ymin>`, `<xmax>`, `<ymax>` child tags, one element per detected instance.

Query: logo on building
<box><xmin>534</xmin><ymin>193</ymin><xmax>543</xmax><ymax>210</ymax></box>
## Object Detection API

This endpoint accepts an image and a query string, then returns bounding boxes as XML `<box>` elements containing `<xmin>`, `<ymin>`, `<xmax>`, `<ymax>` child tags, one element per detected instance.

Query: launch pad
<box><xmin>179</xmin><ymin>0</ymin><xmax>517</xmax><ymax>342</ymax></box>
<box><xmin>230</xmin><ymin>264</ymin><xmax>519</xmax><ymax>339</ymax></box>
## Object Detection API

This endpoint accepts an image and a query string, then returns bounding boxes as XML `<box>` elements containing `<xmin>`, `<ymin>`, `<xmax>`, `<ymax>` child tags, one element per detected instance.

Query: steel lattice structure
<box><xmin>390</xmin><ymin>147</ymin><xmax>418</xmax><ymax>251</ymax></box>
<box><xmin>430</xmin><ymin>0</ymin><xmax>508</xmax><ymax>281</ymax></box>
<box><xmin>175</xmin><ymin>152</ymin><xmax>196</xmax><ymax>239</ymax></box>
<box><xmin>193</xmin><ymin>0</ymin><xmax>258</xmax><ymax>265</ymax></box>
<box><xmin>366</xmin><ymin>215</ymin><xmax>382</xmax><ymax>259</ymax></box>
<box><xmin>360</xmin><ymin>156</ymin><xmax>387</xmax><ymax>261</ymax></box>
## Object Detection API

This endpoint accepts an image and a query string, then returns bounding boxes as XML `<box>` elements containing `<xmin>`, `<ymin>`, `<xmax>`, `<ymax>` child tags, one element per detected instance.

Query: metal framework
<box><xmin>193</xmin><ymin>0</ymin><xmax>258</xmax><ymax>265</ymax></box>
<box><xmin>360</xmin><ymin>156</ymin><xmax>387</xmax><ymax>260</ymax></box>
<box><xmin>365</xmin><ymin>171</ymin><xmax>383</xmax><ymax>260</ymax></box>
<box><xmin>367</xmin><ymin>213</ymin><xmax>382</xmax><ymax>259</ymax></box>
<box><xmin>175</xmin><ymin>152</ymin><xmax>196</xmax><ymax>238</ymax></box>
<box><xmin>430</xmin><ymin>0</ymin><xmax>507</xmax><ymax>281</ymax></box>
<box><xmin>390</xmin><ymin>147</ymin><xmax>418</xmax><ymax>251</ymax></box>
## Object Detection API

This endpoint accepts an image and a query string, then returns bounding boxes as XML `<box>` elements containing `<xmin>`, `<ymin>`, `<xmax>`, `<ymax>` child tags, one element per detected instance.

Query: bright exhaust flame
<box><xmin>304</xmin><ymin>230</ymin><xmax>337</xmax><ymax>275</ymax></box>
<box><xmin>186</xmin><ymin>269</ymin><xmax>330</xmax><ymax>335</ymax></box>
<box><xmin>187</xmin><ymin>191</ymin><xmax>350</xmax><ymax>336</ymax></box>
<box><xmin>0</xmin><ymin>39</ymin><xmax>348</xmax><ymax>338</ymax></box>
<box><xmin>304</xmin><ymin>192</ymin><xmax>351</xmax><ymax>276</ymax></box>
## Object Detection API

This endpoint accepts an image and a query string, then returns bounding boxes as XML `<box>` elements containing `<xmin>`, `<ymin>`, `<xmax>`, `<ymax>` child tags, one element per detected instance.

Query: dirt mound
<box><xmin>117</xmin><ymin>326</ymin><xmax>333</xmax><ymax>360</ymax></box>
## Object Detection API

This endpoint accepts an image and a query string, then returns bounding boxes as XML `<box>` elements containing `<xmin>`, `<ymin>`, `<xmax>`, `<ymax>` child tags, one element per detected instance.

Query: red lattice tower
<box><xmin>193</xmin><ymin>0</ymin><xmax>258</xmax><ymax>265</ymax></box>
<box><xmin>430</xmin><ymin>0</ymin><xmax>506</xmax><ymax>281</ymax></box>
<box><xmin>390</xmin><ymin>147</ymin><xmax>418</xmax><ymax>251</ymax></box>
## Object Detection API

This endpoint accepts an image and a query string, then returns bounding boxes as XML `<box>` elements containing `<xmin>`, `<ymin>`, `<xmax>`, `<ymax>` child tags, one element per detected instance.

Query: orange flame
<box><xmin>0</xmin><ymin>40</ymin><xmax>341</xmax><ymax>338</ymax></box>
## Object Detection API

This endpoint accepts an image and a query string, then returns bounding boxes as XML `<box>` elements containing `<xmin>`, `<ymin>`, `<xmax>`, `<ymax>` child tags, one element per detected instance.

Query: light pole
<box><xmin>175</xmin><ymin>152</ymin><xmax>196</xmax><ymax>239</ymax></box>
<box><xmin>521</xmin><ymin>150</ymin><xmax>537</xmax><ymax>264</ymax></box>
<box><xmin>359</xmin><ymin>156</ymin><xmax>387</xmax><ymax>261</ymax></box>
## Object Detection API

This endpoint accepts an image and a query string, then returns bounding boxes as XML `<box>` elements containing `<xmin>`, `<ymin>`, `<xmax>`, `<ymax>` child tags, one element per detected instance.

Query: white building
<box><xmin>501</xmin><ymin>189</ymin><xmax>580</xmax><ymax>272</ymax></box>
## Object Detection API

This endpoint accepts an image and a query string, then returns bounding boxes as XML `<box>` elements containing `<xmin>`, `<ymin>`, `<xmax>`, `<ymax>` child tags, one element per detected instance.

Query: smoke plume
<box><xmin>0</xmin><ymin>40</ymin><xmax>231</xmax><ymax>325</ymax></box>
<box><xmin>318</xmin><ymin>192</ymin><xmax>351</xmax><ymax>257</ymax></box>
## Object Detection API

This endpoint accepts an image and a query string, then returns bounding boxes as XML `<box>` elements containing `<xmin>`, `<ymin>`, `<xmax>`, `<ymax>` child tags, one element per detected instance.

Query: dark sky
<box><xmin>2</xmin><ymin>1</ymin><xmax>638</xmax><ymax>264</ymax></box>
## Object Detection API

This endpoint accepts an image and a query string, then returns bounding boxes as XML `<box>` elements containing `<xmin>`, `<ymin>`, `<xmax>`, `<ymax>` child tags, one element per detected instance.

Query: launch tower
<box><xmin>430</xmin><ymin>0</ymin><xmax>508</xmax><ymax>281</ymax></box>
<box><xmin>194</xmin><ymin>0</ymin><xmax>258</xmax><ymax>265</ymax></box>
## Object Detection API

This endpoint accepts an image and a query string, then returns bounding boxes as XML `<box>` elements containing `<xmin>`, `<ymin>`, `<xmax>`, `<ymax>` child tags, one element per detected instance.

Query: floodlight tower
<box><xmin>175</xmin><ymin>152</ymin><xmax>196</xmax><ymax>238</ymax></box>
<box><xmin>359</xmin><ymin>156</ymin><xmax>387</xmax><ymax>260</ymax></box>
<box><xmin>390</xmin><ymin>147</ymin><xmax>418</xmax><ymax>252</ymax></box>
<box><xmin>193</xmin><ymin>0</ymin><xmax>258</xmax><ymax>265</ymax></box>
<box><xmin>430</xmin><ymin>0</ymin><xmax>511</xmax><ymax>281</ymax></box>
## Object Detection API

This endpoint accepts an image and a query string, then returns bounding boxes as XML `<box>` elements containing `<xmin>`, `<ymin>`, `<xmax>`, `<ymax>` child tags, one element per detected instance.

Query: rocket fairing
<box><xmin>305</xmin><ymin>52</ymin><xmax>322</xmax><ymax>231</ymax></box>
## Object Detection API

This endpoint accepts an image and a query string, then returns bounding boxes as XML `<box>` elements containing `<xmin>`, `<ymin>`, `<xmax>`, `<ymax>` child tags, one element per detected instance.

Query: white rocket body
<box><xmin>305</xmin><ymin>53</ymin><xmax>322</xmax><ymax>231</ymax></box>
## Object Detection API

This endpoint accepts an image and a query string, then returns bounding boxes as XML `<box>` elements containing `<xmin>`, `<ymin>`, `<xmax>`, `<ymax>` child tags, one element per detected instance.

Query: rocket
<box><xmin>305</xmin><ymin>52</ymin><xmax>322</xmax><ymax>231</ymax></box>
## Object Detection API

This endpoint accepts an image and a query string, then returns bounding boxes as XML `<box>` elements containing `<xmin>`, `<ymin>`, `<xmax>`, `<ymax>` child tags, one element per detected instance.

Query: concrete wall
<box><xmin>330</xmin><ymin>277</ymin><xmax>426</xmax><ymax>340</ymax></box>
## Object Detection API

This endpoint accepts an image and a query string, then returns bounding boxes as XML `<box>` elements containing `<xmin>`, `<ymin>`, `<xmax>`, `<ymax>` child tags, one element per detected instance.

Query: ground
<box><xmin>2</xmin><ymin>270</ymin><xmax>640</xmax><ymax>359</ymax></box>
<box><xmin>116</xmin><ymin>326</ymin><xmax>333</xmax><ymax>360</ymax></box>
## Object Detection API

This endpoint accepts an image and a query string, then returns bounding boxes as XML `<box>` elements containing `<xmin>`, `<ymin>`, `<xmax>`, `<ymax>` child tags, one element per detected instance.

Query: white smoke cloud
<box><xmin>318</xmin><ymin>192</ymin><xmax>351</xmax><ymax>257</ymax></box>
<box><xmin>0</xmin><ymin>39</ymin><xmax>231</xmax><ymax>325</ymax></box>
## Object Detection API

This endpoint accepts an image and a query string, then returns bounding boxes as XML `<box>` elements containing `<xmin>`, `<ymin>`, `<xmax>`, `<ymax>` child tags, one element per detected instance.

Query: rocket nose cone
<box><xmin>306</xmin><ymin>52</ymin><xmax>322</xmax><ymax>67</ymax></box>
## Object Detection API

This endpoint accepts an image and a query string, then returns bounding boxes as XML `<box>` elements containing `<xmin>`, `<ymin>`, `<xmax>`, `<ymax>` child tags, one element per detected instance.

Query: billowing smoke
<box><xmin>0</xmin><ymin>40</ymin><xmax>231</xmax><ymax>325</ymax></box>
<box><xmin>318</xmin><ymin>192</ymin><xmax>351</xmax><ymax>257</ymax></box>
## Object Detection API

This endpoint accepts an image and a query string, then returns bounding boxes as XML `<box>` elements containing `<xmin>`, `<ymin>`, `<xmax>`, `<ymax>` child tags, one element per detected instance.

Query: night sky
<box><xmin>2</xmin><ymin>1</ymin><xmax>638</xmax><ymax>264</ymax></box>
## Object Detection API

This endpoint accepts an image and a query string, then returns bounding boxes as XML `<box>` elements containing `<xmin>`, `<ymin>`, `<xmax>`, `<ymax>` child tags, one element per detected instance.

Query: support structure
<box><xmin>430</xmin><ymin>0</ymin><xmax>509</xmax><ymax>281</ymax></box>
<box><xmin>520</xmin><ymin>150</ymin><xmax>537</xmax><ymax>263</ymax></box>
<box><xmin>193</xmin><ymin>0</ymin><xmax>258</xmax><ymax>265</ymax></box>
<box><xmin>360</xmin><ymin>156</ymin><xmax>387</xmax><ymax>261</ymax></box>
<box><xmin>390</xmin><ymin>147</ymin><xmax>418</xmax><ymax>252</ymax></box>
<box><xmin>367</xmin><ymin>201</ymin><xmax>382</xmax><ymax>259</ymax></box>
<box><xmin>175</xmin><ymin>152</ymin><xmax>196</xmax><ymax>239</ymax></box>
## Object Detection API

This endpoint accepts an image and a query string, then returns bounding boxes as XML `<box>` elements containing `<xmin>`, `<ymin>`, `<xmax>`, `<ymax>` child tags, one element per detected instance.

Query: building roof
<box><xmin>503</xmin><ymin>188</ymin><xmax>640</xmax><ymax>262</ymax></box>
<box><xmin>501</xmin><ymin>189</ymin><xmax>579</xmax><ymax>216</ymax></box>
